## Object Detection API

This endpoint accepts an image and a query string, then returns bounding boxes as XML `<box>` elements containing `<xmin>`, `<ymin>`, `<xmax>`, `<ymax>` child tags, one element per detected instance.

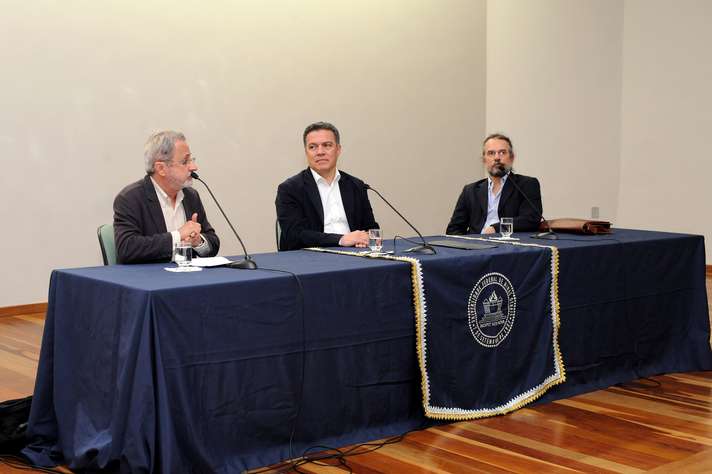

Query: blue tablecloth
<box><xmin>23</xmin><ymin>229</ymin><xmax>711</xmax><ymax>472</ymax></box>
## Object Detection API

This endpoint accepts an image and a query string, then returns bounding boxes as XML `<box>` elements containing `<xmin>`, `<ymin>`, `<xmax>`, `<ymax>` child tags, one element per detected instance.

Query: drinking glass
<box><xmin>500</xmin><ymin>218</ymin><xmax>514</xmax><ymax>239</ymax></box>
<box><xmin>368</xmin><ymin>229</ymin><xmax>383</xmax><ymax>252</ymax></box>
<box><xmin>174</xmin><ymin>241</ymin><xmax>192</xmax><ymax>269</ymax></box>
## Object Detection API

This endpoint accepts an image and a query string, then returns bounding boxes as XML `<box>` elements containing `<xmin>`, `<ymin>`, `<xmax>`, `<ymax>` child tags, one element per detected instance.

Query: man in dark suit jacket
<box><xmin>276</xmin><ymin>122</ymin><xmax>378</xmax><ymax>251</ymax></box>
<box><xmin>446</xmin><ymin>133</ymin><xmax>543</xmax><ymax>235</ymax></box>
<box><xmin>114</xmin><ymin>131</ymin><xmax>220</xmax><ymax>264</ymax></box>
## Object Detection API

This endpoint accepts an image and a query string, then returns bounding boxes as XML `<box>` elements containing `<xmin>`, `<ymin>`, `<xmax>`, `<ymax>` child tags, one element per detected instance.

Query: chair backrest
<box><xmin>275</xmin><ymin>219</ymin><xmax>282</xmax><ymax>251</ymax></box>
<box><xmin>97</xmin><ymin>224</ymin><xmax>117</xmax><ymax>265</ymax></box>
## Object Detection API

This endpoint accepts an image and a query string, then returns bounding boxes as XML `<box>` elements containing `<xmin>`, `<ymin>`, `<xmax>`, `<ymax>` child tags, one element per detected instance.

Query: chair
<box><xmin>275</xmin><ymin>219</ymin><xmax>283</xmax><ymax>251</ymax></box>
<box><xmin>97</xmin><ymin>224</ymin><xmax>117</xmax><ymax>265</ymax></box>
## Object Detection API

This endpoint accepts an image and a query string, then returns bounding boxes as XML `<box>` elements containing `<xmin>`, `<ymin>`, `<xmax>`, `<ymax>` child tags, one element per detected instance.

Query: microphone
<box><xmin>364</xmin><ymin>183</ymin><xmax>436</xmax><ymax>254</ymax></box>
<box><xmin>504</xmin><ymin>170</ymin><xmax>557</xmax><ymax>240</ymax></box>
<box><xmin>190</xmin><ymin>171</ymin><xmax>258</xmax><ymax>269</ymax></box>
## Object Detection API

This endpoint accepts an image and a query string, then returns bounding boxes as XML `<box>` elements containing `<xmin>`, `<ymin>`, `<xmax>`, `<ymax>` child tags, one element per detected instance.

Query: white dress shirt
<box><xmin>310</xmin><ymin>168</ymin><xmax>351</xmax><ymax>235</ymax></box>
<box><xmin>481</xmin><ymin>174</ymin><xmax>509</xmax><ymax>233</ymax></box>
<box><xmin>150</xmin><ymin>178</ymin><xmax>210</xmax><ymax>257</ymax></box>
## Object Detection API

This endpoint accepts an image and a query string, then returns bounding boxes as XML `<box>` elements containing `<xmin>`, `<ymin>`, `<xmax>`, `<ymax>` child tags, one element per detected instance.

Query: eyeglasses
<box><xmin>165</xmin><ymin>156</ymin><xmax>197</xmax><ymax>166</ymax></box>
<box><xmin>484</xmin><ymin>149</ymin><xmax>510</xmax><ymax>158</ymax></box>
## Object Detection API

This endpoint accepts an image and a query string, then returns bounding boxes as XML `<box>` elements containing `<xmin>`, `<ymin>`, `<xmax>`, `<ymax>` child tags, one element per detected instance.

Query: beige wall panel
<box><xmin>486</xmin><ymin>0</ymin><xmax>623</xmax><ymax>224</ymax></box>
<box><xmin>0</xmin><ymin>0</ymin><xmax>486</xmax><ymax>306</ymax></box>
<box><xmin>618</xmin><ymin>0</ymin><xmax>712</xmax><ymax>262</ymax></box>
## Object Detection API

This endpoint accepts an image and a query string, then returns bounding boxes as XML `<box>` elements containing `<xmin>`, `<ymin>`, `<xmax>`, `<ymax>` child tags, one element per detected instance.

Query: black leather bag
<box><xmin>0</xmin><ymin>396</ymin><xmax>31</xmax><ymax>455</ymax></box>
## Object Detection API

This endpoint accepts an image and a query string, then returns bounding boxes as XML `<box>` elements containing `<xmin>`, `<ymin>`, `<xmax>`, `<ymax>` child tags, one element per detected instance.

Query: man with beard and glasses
<box><xmin>113</xmin><ymin>130</ymin><xmax>220</xmax><ymax>263</ymax></box>
<box><xmin>446</xmin><ymin>133</ymin><xmax>543</xmax><ymax>235</ymax></box>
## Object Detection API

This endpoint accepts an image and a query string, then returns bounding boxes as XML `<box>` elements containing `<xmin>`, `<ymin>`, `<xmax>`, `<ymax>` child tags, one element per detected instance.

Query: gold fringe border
<box><xmin>305</xmin><ymin>241</ymin><xmax>565</xmax><ymax>420</ymax></box>
<box><xmin>426</xmin><ymin>235</ymin><xmax>566</xmax><ymax>419</ymax></box>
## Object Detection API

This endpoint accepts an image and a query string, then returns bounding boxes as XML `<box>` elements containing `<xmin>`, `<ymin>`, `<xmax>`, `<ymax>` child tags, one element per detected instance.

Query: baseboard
<box><xmin>0</xmin><ymin>302</ymin><xmax>48</xmax><ymax>318</ymax></box>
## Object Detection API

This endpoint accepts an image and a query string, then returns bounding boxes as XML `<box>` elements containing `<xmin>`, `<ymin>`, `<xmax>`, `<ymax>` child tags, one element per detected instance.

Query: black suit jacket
<box><xmin>113</xmin><ymin>175</ymin><xmax>220</xmax><ymax>264</ymax></box>
<box><xmin>446</xmin><ymin>173</ymin><xmax>543</xmax><ymax>235</ymax></box>
<box><xmin>275</xmin><ymin>169</ymin><xmax>378</xmax><ymax>251</ymax></box>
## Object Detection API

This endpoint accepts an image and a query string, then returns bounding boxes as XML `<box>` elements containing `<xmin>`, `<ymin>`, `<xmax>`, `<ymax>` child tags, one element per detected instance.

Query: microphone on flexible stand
<box><xmin>364</xmin><ymin>183</ymin><xmax>436</xmax><ymax>254</ymax></box>
<box><xmin>505</xmin><ymin>170</ymin><xmax>557</xmax><ymax>240</ymax></box>
<box><xmin>190</xmin><ymin>171</ymin><xmax>258</xmax><ymax>269</ymax></box>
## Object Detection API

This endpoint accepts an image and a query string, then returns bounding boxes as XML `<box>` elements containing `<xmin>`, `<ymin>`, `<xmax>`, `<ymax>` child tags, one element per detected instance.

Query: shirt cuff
<box><xmin>194</xmin><ymin>234</ymin><xmax>211</xmax><ymax>256</ymax></box>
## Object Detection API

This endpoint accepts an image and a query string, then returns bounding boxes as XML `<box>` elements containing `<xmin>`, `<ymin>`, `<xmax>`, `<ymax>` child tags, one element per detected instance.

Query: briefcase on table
<box><xmin>540</xmin><ymin>218</ymin><xmax>612</xmax><ymax>235</ymax></box>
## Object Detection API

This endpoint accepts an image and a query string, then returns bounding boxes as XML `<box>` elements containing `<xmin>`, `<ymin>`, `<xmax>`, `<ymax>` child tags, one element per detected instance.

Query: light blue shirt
<box><xmin>481</xmin><ymin>174</ymin><xmax>509</xmax><ymax>233</ymax></box>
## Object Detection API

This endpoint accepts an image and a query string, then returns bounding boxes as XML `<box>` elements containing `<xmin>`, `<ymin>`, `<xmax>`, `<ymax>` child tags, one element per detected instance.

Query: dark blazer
<box><xmin>446</xmin><ymin>173</ymin><xmax>543</xmax><ymax>235</ymax></box>
<box><xmin>275</xmin><ymin>168</ymin><xmax>378</xmax><ymax>251</ymax></box>
<box><xmin>113</xmin><ymin>175</ymin><xmax>220</xmax><ymax>264</ymax></box>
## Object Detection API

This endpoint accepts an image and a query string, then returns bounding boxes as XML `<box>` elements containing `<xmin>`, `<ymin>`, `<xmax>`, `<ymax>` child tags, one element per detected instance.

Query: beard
<box><xmin>181</xmin><ymin>177</ymin><xmax>193</xmax><ymax>188</ymax></box>
<box><xmin>488</xmin><ymin>163</ymin><xmax>508</xmax><ymax>177</ymax></box>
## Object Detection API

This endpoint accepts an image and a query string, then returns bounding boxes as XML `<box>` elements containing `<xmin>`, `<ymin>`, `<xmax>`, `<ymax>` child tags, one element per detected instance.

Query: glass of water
<box><xmin>500</xmin><ymin>217</ymin><xmax>514</xmax><ymax>239</ymax></box>
<box><xmin>368</xmin><ymin>229</ymin><xmax>383</xmax><ymax>252</ymax></box>
<box><xmin>173</xmin><ymin>241</ymin><xmax>192</xmax><ymax>269</ymax></box>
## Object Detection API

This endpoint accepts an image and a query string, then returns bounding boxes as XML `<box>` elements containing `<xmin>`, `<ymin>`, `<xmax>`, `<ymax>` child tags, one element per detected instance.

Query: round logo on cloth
<box><xmin>467</xmin><ymin>272</ymin><xmax>516</xmax><ymax>347</ymax></box>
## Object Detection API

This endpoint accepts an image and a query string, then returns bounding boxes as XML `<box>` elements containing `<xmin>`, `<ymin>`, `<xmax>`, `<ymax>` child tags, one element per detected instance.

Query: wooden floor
<box><xmin>1</xmin><ymin>277</ymin><xmax>711</xmax><ymax>473</ymax></box>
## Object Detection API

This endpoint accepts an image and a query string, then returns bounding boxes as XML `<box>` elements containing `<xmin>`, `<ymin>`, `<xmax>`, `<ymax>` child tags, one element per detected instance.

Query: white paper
<box><xmin>191</xmin><ymin>256</ymin><xmax>234</xmax><ymax>267</ymax></box>
<box><xmin>164</xmin><ymin>266</ymin><xmax>203</xmax><ymax>272</ymax></box>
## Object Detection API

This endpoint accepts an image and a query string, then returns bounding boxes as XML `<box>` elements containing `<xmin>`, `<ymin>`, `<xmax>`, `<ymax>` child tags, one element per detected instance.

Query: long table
<box><xmin>24</xmin><ymin>229</ymin><xmax>711</xmax><ymax>472</ymax></box>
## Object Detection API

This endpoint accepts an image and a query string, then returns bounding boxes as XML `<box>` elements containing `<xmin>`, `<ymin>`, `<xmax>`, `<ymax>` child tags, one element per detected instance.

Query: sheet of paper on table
<box><xmin>191</xmin><ymin>256</ymin><xmax>234</xmax><ymax>267</ymax></box>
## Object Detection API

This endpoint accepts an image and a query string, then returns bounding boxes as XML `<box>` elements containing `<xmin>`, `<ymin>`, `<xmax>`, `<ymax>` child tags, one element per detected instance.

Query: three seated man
<box><xmin>113</xmin><ymin>126</ymin><xmax>541</xmax><ymax>262</ymax></box>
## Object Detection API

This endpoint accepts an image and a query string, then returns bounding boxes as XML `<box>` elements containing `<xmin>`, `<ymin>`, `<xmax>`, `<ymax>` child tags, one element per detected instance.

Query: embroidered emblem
<box><xmin>468</xmin><ymin>272</ymin><xmax>516</xmax><ymax>347</ymax></box>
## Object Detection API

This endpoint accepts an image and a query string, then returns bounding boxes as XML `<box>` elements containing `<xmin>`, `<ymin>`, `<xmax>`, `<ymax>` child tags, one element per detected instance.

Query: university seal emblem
<box><xmin>467</xmin><ymin>272</ymin><xmax>516</xmax><ymax>347</ymax></box>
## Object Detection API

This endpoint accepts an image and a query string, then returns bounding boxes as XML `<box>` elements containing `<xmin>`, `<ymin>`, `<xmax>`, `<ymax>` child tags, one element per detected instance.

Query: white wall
<box><xmin>487</xmin><ymin>0</ymin><xmax>711</xmax><ymax>265</ymax></box>
<box><xmin>0</xmin><ymin>0</ymin><xmax>487</xmax><ymax>306</ymax></box>
<box><xmin>618</xmin><ymin>0</ymin><xmax>712</xmax><ymax>256</ymax></box>
<box><xmin>486</xmin><ymin>0</ymin><xmax>624</xmax><ymax>222</ymax></box>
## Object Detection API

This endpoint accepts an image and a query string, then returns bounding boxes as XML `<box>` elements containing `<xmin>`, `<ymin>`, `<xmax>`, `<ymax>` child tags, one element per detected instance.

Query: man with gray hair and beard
<box><xmin>113</xmin><ymin>130</ymin><xmax>220</xmax><ymax>264</ymax></box>
<box><xmin>446</xmin><ymin>133</ymin><xmax>543</xmax><ymax>235</ymax></box>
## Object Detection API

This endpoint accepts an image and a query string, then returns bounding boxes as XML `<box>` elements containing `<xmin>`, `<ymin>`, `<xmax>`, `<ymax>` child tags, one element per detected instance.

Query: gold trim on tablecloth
<box><xmin>305</xmin><ymin>240</ymin><xmax>565</xmax><ymax>420</ymax></box>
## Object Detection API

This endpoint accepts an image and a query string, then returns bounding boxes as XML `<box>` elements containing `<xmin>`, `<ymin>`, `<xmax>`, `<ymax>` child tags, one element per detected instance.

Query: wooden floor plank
<box><xmin>647</xmin><ymin>448</ymin><xmax>712</xmax><ymax>473</ymax></box>
<box><xmin>665</xmin><ymin>371</ymin><xmax>712</xmax><ymax>388</ymax></box>
<box><xmin>430</xmin><ymin>423</ymin><xmax>637</xmax><ymax>473</ymax></box>
<box><xmin>361</xmin><ymin>438</ymin><xmax>509</xmax><ymax>474</ymax></box>
<box><xmin>450</xmin><ymin>406</ymin><xmax>669</xmax><ymax>469</ymax></box>
<box><xmin>557</xmin><ymin>393</ymin><xmax>712</xmax><ymax>441</ymax></box>
<box><xmin>407</xmin><ymin>429</ymin><xmax>593</xmax><ymax>473</ymax></box>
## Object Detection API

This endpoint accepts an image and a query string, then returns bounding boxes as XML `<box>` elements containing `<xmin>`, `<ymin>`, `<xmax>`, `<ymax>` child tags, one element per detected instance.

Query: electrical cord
<box><xmin>256</xmin><ymin>267</ymin><xmax>306</xmax><ymax>471</ymax></box>
<box><xmin>392</xmin><ymin>234</ymin><xmax>425</xmax><ymax>252</ymax></box>
<box><xmin>250</xmin><ymin>265</ymin><xmax>425</xmax><ymax>474</ymax></box>
<box><xmin>287</xmin><ymin>424</ymin><xmax>425</xmax><ymax>474</ymax></box>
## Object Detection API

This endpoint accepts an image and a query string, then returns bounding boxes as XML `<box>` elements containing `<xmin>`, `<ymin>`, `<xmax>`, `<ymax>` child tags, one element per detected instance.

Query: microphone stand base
<box><xmin>405</xmin><ymin>244</ymin><xmax>437</xmax><ymax>255</ymax></box>
<box><xmin>226</xmin><ymin>259</ymin><xmax>258</xmax><ymax>270</ymax></box>
<box><xmin>531</xmin><ymin>231</ymin><xmax>558</xmax><ymax>240</ymax></box>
